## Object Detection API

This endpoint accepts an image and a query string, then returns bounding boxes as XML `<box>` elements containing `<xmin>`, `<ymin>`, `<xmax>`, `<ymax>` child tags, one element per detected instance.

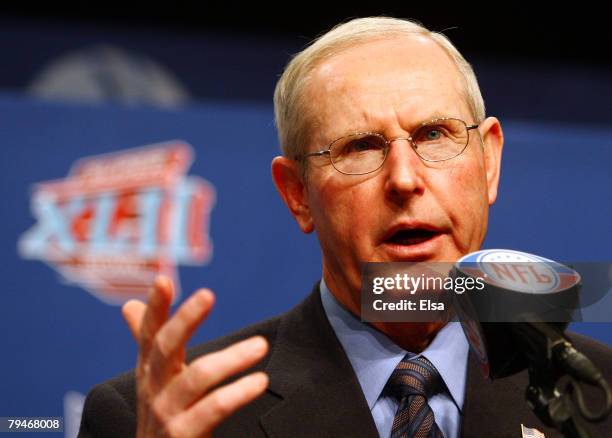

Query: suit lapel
<box><xmin>462</xmin><ymin>350</ymin><xmax>564</xmax><ymax>437</ymax></box>
<box><xmin>258</xmin><ymin>286</ymin><xmax>566</xmax><ymax>437</ymax></box>
<box><xmin>259</xmin><ymin>286</ymin><xmax>379</xmax><ymax>438</ymax></box>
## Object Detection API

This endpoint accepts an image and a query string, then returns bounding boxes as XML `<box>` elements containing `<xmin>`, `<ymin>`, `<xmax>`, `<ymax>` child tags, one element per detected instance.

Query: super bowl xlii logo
<box><xmin>18</xmin><ymin>141</ymin><xmax>215</xmax><ymax>305</ymax></box>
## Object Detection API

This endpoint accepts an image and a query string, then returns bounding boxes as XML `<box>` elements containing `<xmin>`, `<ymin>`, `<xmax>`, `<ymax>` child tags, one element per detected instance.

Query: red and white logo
<box><xmin>18</xmin><ymin>141</ymin><xmax>215</xmax><ymax>305</ymax></box>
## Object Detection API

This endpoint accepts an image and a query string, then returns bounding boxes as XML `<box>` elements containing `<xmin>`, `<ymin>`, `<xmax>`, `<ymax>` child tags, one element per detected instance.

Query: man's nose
<box><xmin>382</xmin><ymin>137</ymin><xmax>426</xmax><ymax>199</ymax></box>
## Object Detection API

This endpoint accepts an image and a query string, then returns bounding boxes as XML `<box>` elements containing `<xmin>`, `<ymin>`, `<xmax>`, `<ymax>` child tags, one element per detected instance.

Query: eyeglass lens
<box><xmin>330</xmin><ymin>118</ymin><xmax>469</xmax><ymax>174</ymax></box>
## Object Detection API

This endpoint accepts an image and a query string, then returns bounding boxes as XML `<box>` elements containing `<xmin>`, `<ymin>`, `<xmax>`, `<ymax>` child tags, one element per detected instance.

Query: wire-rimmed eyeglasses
<box><xmin>299</xmin><ymin>117</ymin><xmax>480</xmax><ymax>175</ymax></box>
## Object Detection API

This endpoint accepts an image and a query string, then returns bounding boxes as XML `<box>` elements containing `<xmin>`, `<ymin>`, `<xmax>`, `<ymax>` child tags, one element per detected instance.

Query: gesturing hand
<box><xmin>122</xmin><ymin>276</ymin><xmax>269</xmax><ymax>437</ymax></box>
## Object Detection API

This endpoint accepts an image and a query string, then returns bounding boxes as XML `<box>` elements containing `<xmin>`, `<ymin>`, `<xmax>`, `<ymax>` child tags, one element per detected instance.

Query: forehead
<box><xmin>306</xmin><ymin>35</ymin><xmax>469</xmax><ymax>141</ymax></box>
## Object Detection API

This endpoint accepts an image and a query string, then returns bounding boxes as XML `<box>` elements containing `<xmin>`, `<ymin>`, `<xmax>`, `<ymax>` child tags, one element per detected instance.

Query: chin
<box><xmin>374</xmin><ymin>321</ymin><xmax>447</xmax><ymax>353</ymax></box>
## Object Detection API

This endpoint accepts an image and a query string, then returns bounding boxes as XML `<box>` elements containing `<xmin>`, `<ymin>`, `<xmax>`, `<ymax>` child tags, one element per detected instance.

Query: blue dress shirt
<box><xmin>320</xmin><ymin>279</ymin><xmax>469</xmax><ymax>438</ymax></box>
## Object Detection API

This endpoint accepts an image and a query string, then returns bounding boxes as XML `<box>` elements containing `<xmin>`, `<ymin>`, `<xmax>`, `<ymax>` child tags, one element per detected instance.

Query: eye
<box><xmin>418</xmin><ymin>126</ymin><xmax>447</xmax><ymax>142</ymax></box>
<box><xmin>343</xmin><ymin>135</ymin><xmax>386</xmax><ymax>154</ymax></box>
<box><xmin>425</xmin><ymin>128</ymin><xmax>442</xmax><ymax>140</ymax></box>
<box><xmin>349</xmin><ymin>140</ymin><xmax>376</xmax><ymax>152</ymax></box>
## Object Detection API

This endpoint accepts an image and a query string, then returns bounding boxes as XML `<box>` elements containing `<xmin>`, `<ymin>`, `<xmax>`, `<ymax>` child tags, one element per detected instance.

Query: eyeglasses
<box><xmin>300</xmin><ymin>117</ymin><xmax>479</xmax><ymax>175</ymax></box>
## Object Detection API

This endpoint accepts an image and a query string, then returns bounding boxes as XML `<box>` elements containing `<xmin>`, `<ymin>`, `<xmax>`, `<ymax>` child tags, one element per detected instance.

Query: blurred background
<box><xmin>0</xmin><ymin>4</ymin><xmax>610</xmax><ymax>437</ymax></box>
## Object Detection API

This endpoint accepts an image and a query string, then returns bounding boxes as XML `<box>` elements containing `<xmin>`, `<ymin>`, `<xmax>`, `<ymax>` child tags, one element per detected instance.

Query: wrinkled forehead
<box><xmin>303</xmin><ymin>35</ymin><xmax>470</xmax><ymax>143</ymax></box>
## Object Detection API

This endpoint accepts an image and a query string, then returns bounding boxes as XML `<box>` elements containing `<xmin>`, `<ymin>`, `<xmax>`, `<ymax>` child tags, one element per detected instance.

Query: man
<box><xmin>79</xmin><ymin>17</ymin><xmax>612</xmax><ymax>437</ymax></box>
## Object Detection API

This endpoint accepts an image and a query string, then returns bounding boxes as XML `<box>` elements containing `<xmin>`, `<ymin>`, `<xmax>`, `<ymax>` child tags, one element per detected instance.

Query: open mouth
<box><xmin>385</xmin><ymin>228</ymin><xmax>439</xmax><ymax>246</ymax></box>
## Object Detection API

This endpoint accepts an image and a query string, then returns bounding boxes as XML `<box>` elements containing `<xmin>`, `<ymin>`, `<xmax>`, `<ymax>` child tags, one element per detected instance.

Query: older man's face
<box><xmin>275</xmin><ymin>35</ymin><xmax>502</xmax><ymax>314</ymax></box>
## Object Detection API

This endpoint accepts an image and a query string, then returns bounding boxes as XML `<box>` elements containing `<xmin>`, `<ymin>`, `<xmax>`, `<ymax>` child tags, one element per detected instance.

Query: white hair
<box><xmin>273</xmin><ymin>16</ymin><xmax>486</xmax><ymax>161</ymax></box>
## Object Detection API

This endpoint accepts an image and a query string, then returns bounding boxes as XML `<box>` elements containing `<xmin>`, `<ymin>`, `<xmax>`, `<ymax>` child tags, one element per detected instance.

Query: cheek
<box><xmin>437</xmin><ymin>159</ymin><xmax>489</xmax><ymax>245</ymax></box>
<box><xmin>344</xmin><ymin>186</ymin><xmax>380</xmax><ymax>238</ymax></box>
<box><xmin>311</xmin><ymin>176</ymin><xmax>380</xmax><ymax>249</ymax></box>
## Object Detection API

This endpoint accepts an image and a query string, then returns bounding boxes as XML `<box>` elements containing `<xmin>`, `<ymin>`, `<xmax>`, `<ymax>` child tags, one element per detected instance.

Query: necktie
<box><xmin>385</xmin><ymin>355</ymin><xmax>445</xmax><ymax>438</ymax></box>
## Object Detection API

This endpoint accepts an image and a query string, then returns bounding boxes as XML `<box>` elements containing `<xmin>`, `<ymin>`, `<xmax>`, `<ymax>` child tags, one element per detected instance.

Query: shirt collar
<box><xmin>319</xmin><ymin>278</ymin><xmax>468</xmax><ymax>412</ymax></box>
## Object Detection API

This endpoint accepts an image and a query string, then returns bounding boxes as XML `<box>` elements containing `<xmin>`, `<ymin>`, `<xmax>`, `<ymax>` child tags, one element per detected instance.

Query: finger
<box><xmin>156</xmin><ymin>336</ymin><xmax>268</xmax><ymax>413</ymax></box>
<box><xmin>139</xmin><ymin>275</ymin><xmax>175</xmax><ymax>360</ymax></box>
<box><xmin>167</xmin><ymin>372</ymin><xmax>269</xmax><ymax>438</ymax></box>
<box><xmin>148</xmin><ymin>289</ymin><xmax>215</xmax><ymax>382</ymax></box>
<box><xmin>122</xmin><ymin>300</ymin><xmax>146</xmax><ymax>341</ymax></box>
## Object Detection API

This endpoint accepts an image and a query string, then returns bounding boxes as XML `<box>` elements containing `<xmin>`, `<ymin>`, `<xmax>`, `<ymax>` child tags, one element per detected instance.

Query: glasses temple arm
<box><xmin>301</xmin><ymin>150</ymin><xmax>330</xmax><ymax>159</ymax></box>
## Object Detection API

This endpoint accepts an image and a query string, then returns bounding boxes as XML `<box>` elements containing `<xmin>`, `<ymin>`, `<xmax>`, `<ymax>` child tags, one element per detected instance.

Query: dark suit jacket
<box><xmin>79</xmin><ymin>284</ymin><xmax>612</xmax><ymax>437</ymax></box>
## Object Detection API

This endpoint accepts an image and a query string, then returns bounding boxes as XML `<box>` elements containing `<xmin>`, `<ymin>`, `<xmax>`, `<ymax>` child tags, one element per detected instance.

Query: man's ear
<box><xmin>271</xmin><ymin>156</ymin><xmax>314</xmax><ymax>233</ymax></box>
<box><xmin>479</xmin><ymin>117</ymin><xmax>504</xmax><ymax>205</ymax></box>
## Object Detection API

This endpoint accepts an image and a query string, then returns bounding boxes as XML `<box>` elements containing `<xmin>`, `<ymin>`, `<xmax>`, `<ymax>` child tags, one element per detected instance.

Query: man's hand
<box><xmin>122</xmin><ymin>276</ymin><xmax>269</xmax><ymax>438</ymax></box>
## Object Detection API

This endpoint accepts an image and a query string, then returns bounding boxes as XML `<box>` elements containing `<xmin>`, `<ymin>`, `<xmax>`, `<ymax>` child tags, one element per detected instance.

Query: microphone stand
<box><xmin>510</xmin><ymin>321</ymin><xmax>612</xmax><ymax>438</ymax></box>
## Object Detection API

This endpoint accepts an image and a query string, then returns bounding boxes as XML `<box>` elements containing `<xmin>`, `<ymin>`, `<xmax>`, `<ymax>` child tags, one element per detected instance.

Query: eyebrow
<box><xmin>327</xmin><ymin>113</ymin><xmax>459</xmax><ymax>143</ymax></box>
<box><xmin>425</xmin><ymin>112</ymin><xmax>451</xmax><ymax>122</ymax></box>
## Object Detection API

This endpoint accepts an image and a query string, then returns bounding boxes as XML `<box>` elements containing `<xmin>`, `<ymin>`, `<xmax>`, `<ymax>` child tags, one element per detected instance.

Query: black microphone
<box><xmin>451</xmin><ymin>249</ymin><xmax>611</xmax><ymax>435</ymax></box>
<box><xmin>451</xmin><ymin>248</ymin><xmax>582</xmax><ymax>379</ymax></box>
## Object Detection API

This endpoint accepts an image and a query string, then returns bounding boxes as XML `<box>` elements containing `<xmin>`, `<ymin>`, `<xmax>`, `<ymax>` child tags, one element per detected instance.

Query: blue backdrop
<box><xmin>0</xmin><ymin>94</ymin><xmax>610</xmax><ymax>435</ymax></box>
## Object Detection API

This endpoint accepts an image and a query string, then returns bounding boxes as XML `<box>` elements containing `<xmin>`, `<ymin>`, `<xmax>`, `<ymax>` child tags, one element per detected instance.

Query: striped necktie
<box><xmin>385</xmin><ymin>355</ymin><xmax>445</xmax><ymax>438</ymax></box>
